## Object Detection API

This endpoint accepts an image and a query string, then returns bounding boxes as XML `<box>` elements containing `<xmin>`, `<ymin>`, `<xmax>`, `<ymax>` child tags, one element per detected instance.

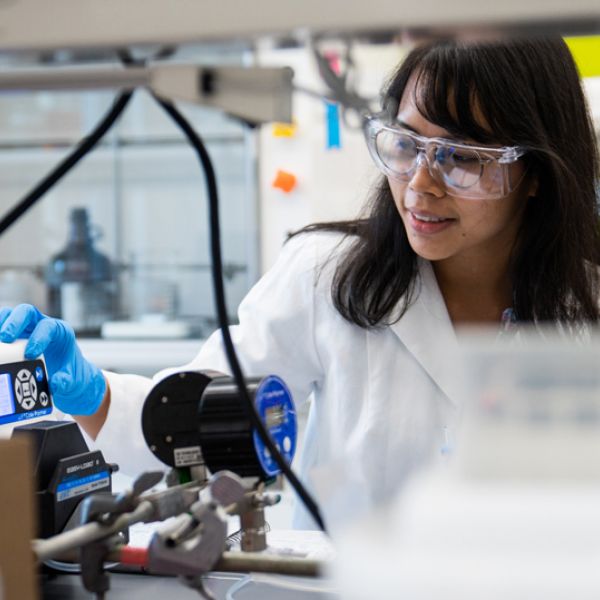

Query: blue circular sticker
<box><xmin>252</xmin><ymin>375</ymin><xmax>297</xmax><ymax>477</ymax></box>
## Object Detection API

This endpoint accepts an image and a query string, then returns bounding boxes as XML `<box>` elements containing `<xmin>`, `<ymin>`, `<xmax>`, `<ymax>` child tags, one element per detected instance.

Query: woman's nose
<box><xmin>408</xmin><ymin>153</ymin><xmax>446</xmax><ymax>198</ymax></box>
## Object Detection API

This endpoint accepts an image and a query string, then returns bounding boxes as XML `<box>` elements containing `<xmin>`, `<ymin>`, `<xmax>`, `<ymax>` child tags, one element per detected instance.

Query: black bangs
<box><xmin>412</xmin><ymin>47</ymin><xmax>498</xmax><ymax>144</ymax></box>
<box><xmin>385</xmin><ymin>41</ymin><xmax>525</xmax><ymax>146</ymax></box>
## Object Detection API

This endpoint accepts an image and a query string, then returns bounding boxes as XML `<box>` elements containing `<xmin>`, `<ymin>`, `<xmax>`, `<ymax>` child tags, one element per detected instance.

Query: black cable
<box><xmin>154</xmin><ymin>97</ymin><xmax>327</xmax><ymax>532</ymax></box>
<box><xmin>0</xmin><ymin>91</ymin><xmax>134</xmax><ymax>237</ymax></box>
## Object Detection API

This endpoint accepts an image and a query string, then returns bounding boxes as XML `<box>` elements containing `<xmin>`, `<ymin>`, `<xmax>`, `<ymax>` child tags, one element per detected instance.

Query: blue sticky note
<box><xmin>325</xmin><ymin>101</ymin><xmax>341</xmax><ymax>149</ymax></box>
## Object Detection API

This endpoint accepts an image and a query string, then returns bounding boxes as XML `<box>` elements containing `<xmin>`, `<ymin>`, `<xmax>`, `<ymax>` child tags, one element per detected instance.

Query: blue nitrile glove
<box><xmin>0</xmin><ymin>304</ymin><xmax>106</xmax><ymax>416</ymax></box>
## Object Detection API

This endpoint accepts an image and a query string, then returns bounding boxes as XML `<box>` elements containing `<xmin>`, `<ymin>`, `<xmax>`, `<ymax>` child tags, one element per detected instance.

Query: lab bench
<box><xmin>42</xmin><ymin>570</ymin><xmax>336</xmax><ymax>599</ymax></box>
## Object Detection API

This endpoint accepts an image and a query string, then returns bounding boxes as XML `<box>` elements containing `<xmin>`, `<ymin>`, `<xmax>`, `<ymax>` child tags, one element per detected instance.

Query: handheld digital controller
<box><xmin>0</xmin><ymin>340</ymin><xmax>53</xmax><ymax>428</ymax></box>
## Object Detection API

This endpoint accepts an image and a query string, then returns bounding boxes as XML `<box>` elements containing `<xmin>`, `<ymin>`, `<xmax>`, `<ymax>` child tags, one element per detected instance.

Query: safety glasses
<box><xmin>363</xmin><ymin>115</ymin><xmax>527</xmax><ymax>200</ymax></box>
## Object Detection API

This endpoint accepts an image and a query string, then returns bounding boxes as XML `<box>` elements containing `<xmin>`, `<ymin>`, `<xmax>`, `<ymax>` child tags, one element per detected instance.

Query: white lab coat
<box><xmin>95</xmin><ymin>231</ymin><xmax>461</xmax><ymax>530</ymax></box>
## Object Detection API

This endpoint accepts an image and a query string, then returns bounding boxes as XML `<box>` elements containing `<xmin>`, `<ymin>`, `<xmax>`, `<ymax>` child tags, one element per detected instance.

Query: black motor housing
<box><xmin>142</xmin><ymin>371</ymin><xmax>272</xmax><ymax>479</ymax></box>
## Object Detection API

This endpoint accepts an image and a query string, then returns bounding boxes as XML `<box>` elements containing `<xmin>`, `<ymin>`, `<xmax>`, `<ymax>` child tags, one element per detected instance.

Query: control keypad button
<box><xmin>15</xmin><ymin>368</ymin><xmax>38</xmax><ymax>410</ymax></box>
<box><xmin>17</xmin><ymin>369</ymin><xmax>31</xmax><ymax>383</ymax></box>
<box><xmin>15</xmin><ymin>380</ymin><xmax>23</xmax><ymax>403</ymax></box>
<box><xmin>39</xmin><ymin>392</ymin><xmax>49</xmax><ymax>407</ymax></box>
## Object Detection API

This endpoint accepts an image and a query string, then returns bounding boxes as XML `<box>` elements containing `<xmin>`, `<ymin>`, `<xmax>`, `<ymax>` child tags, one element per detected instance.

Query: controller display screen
<box><xmin>0</xmin><ymin>373</ymin><xmax>15</xmax><ymax>417</ymax></box>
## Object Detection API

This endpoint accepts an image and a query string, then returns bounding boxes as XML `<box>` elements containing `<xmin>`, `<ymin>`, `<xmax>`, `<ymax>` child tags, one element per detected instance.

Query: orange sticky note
<box><xmin>272</xmin><ymin>170</ymin><xmax>297</xmax><ymax>193</ymax></box>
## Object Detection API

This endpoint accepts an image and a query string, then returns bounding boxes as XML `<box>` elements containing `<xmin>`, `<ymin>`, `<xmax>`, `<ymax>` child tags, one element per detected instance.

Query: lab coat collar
<box><xmin>390</xmin><ymin>259</ymin><xmax>461</xmax><ymax>406</ymax></box>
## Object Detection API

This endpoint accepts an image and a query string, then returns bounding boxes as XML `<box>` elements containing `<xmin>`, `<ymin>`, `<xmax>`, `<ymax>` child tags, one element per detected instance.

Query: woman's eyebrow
<box><xmin>395</xmin><ymin>119</ymin><xmax>420</xmax><ymax>134</ymax></box>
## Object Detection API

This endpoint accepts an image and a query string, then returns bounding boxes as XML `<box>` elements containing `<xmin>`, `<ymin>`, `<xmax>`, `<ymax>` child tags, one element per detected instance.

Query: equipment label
<box><xmin>56</xmin><ymin>470</ymin><xmax>110</xmax><ymax>502</ymax></box>
<box><xmin>173</xmin><ymin>446</ymin><xmax>203</xmax><ymax>467</ymax></box>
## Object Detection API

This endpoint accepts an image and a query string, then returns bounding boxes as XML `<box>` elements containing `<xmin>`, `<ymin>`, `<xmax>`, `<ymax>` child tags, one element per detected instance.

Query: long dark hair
<box><xmin>298</xmin><ymin>36</ymin><xmax>600</xmax><ymax>327</ymax></box>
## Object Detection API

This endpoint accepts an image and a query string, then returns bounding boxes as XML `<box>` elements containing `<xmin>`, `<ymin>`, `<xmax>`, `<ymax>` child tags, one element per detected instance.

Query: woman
<box><xmin>1</xmin><ymin>35</ymin><xmax>598</xmax><ymax>528</ymax></box>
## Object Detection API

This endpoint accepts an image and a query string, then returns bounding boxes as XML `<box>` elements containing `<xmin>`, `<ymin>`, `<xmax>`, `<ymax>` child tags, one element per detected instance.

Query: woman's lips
<box><xmin>406</xmin><ymin>210</ymin><xmax>456</xmax><ymax>235</ymax></box>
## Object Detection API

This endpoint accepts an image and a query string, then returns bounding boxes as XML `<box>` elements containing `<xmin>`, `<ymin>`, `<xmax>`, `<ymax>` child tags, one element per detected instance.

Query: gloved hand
<box><xmin>0</xmin><ymin>304</ymin><xmax>106</xmax><ymax>416</ymax></box>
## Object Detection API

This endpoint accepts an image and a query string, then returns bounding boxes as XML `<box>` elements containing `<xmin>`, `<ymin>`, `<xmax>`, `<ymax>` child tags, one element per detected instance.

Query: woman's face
<box><xmin>389</xmin><ymin>80</ymin><xmax>533</xmax><ymax>267</ymax></box>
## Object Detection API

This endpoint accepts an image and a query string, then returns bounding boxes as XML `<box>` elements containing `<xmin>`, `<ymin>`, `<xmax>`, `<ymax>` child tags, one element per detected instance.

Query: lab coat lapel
<box><xmin>390</xmin><ymin>259</ymin><xmax>461</xmax><ymax>405</ymax></box>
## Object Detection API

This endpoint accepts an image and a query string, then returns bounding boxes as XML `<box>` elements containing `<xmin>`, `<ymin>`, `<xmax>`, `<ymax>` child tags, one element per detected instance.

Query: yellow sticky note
<box><xmin>272</xmin><ymin>122</ymin><xmax>297</xmax><ymax>138</ymax></box>
<box><xmin>565</xmin><ymin>36</ymin><xmax>600</xmax><ymax>78</ymax></box>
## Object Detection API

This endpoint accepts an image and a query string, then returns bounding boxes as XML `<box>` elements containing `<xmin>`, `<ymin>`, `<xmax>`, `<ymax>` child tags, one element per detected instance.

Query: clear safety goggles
<box><xmin>363</xmin><ymin>116</ymin><xmax>527</xmax><ymax>200</ymax></box>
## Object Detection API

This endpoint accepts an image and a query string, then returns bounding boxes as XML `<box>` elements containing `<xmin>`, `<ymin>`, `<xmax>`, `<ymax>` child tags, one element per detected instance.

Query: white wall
<box><xmin>583</xmin><ymin>77</ymin><xmax>600</xmax><ymax>130</ymax></box>
<box><xmin>256</xmin><ymin>43</ymin><xmax>406</xmax><ymax>272</ymax></box>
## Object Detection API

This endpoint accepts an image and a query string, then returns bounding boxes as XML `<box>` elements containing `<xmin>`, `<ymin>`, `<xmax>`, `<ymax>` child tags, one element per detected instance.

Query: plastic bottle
<box><xmin>46</xmin><ymin>207</ymin><xmax>116</xmax><ymax>335</ymax></box>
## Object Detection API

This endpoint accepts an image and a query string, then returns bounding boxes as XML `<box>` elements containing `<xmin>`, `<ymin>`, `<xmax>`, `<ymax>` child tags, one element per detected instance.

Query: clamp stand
<box><xmin>78</xmin><ymin>471</ymin><xmax>164</xmax><ymax>599</ymax></box>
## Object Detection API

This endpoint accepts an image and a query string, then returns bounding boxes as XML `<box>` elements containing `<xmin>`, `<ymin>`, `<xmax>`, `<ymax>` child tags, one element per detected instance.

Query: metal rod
<box><xmin>33</xmin><ymin>501</ymin><xmax>154</xmax><ymax>562</ymax></box>
<box><xmin>0</xmin><ymin>65</ymin><xmax>149</xmax><ymax>92</ymax></box>
<box><xmin>214</xmin><ymin>551</ymin><xmax>323</xmax><ymax>577</ymax></box>
<box><xmin>41</xmin><ymin>545</ymin><xmax>324</xmax><ymax>578</ymax></box>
